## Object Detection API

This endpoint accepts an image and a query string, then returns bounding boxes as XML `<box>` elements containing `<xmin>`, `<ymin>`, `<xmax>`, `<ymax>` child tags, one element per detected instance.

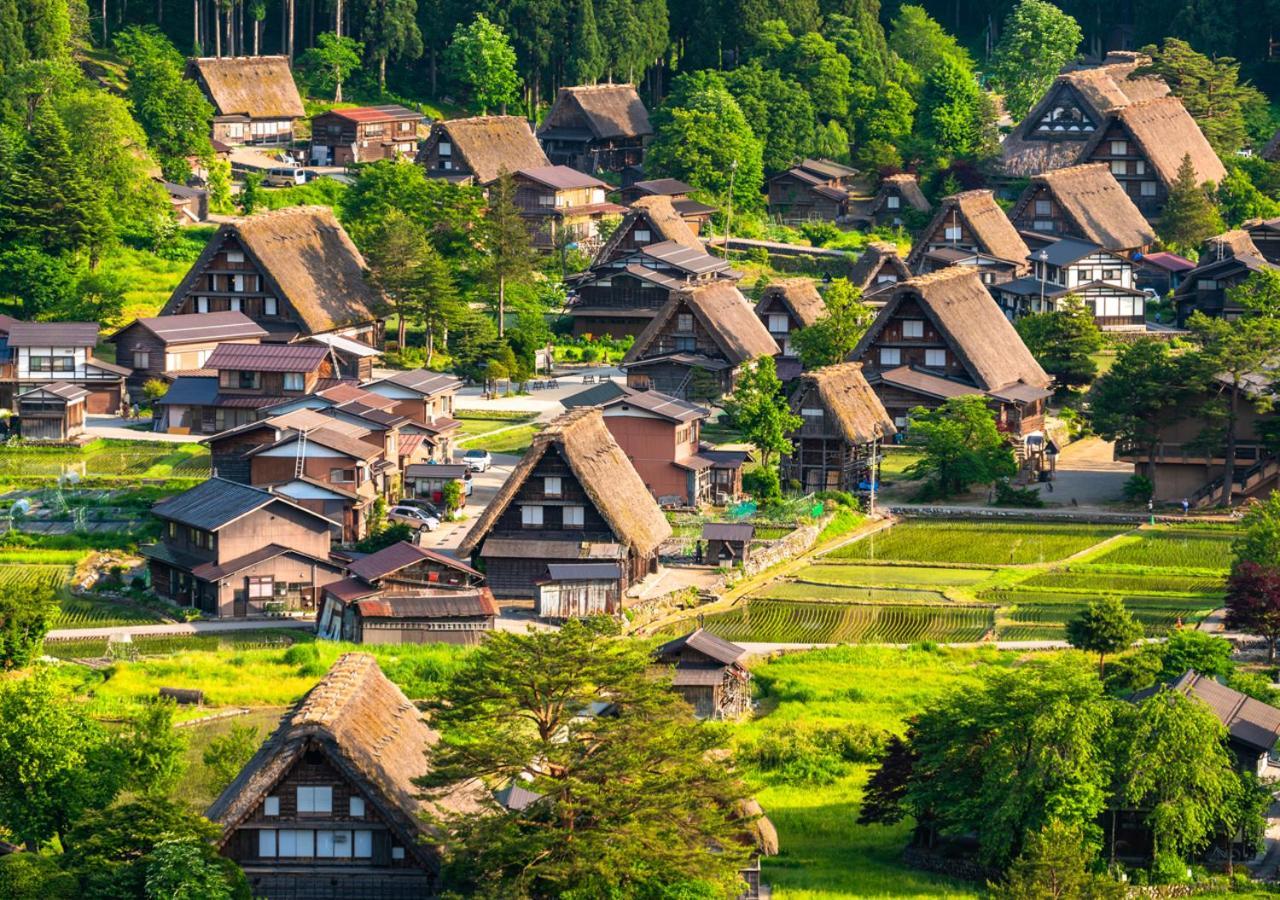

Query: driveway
<box><xmin>414</xmin><ymin>452</ymin><xmax>520</xmax><ymax>553</ymax></box>
<box><xmin>1027</xmin><ymin>436</ymin><xmax>1132</xmax><ymax>508</ymax></box>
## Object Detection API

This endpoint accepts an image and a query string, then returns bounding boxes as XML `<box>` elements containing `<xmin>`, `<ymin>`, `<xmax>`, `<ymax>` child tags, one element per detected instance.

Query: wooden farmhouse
<box><xmin>568</xmin><ymin>195</ymin><xmax>735</xmax><ymax>338</ymax></box>
<box><xmin>185</xmin><ymin>56</ymin><xmax>305</xmax><ymax>146</ymax></box>
<box><xmin>16</xmin><ymin>382</ymin><xmax>88</xmax><ymax>442</ymax></box>
<box><xmin>1246</xmin><ymin>217</ymin><xmax>1280</xmax><ymax>264</ymax></box>
<box><xmin>206</xmin><ymin>653</ymin><xmax>483</xmax><ymax>898</ymax></box>
<box><xmin>780</xmin><ymin>362</ymin><xmax>895</xmax><ymax>493</ymax></box>
<box><xmin>160</xmin><ymin>206</ymin><xmax>385</xmax><ymax>346</ymax></box>
<box><xmin>1008</xmin><ymin>163</ymin><xmax>1155</xmax><ymax>255</ymax></box>
<box><xmin>653</xmin><ymin>628</ymin><xmax>751</xmax><ymax>720</ymax></box>
<box><xmin>622</xmin><ymin>282</ymin><xmax>779</xmax><ymax>402</ymax></box>
<box><xmin>537</xmin><ymin>84</ymin><xmax>652</xmax><ymax>173</ymax></box>
<box><xmin>419</xmin><ymin>115</ymin><xmax>549</xmax><ymax>185</ymax></box>
<box><xmin>457</xmin><ymin>408</ymin><xmax>671</xmax><ymax>600</ymax></box>
<box><xmin>701</xmin><ymin>522</ymin><xmax>754</xmax><ymax>567</ymax></box>
<box><xmin>1173</xmin><ymin>231</ymin><xmax>1275</xmax><ymax>325</ymax></box>
<box><xmin>755</xmin><ymin>279</ymin><xmax>826</xmax><ymax>364</ymax></box>
<box><xmin>848</xmin><ymin>242</ymin><xmax>912</xmax><ymax>302</ymax></box>
<box><xmin>511</xmin><ymin>165</ymin><xmax>626</xmax><ymax>252</ymax></box>
<box><xmin>143</xmin><ymin>477</ymin><xmax>344</xmax><ymax>617</ymax></box>
<box><xmin>308</xmin><ymin>105</ymin><xmax>422</xmax><ymax>166</ymax></box>
<box><xmin>998</xmin><ymin>52</ymin><xmax>1169</xmax><ymax>178</ymax></box>
<box><xmin>905</xmin><ymin>190</ymin><xmax>1030</xmax><ymax>286</ymax></box>
<box><xmin>563</xmin><ymin>381</ymin><xmax>746</xmax><ymax>506</ymax></box>
<box><xmin>156</xmin><ymin>342</ymin><xmax>339</xmax><ymax>435</ymax></box>
<box><xmin>206</xmin><ymin>404</ymin><xmax>402</xmax><ymax>479</ymax></box>
<box><xmin>316</xmin><ymin>542</ymin><xmax>494</xmax><ymax>645</ymax></box>
<box><xmin>404</xmin><ymin>463</ymin><xmax>471</xmax><ymax>506</ymax></box>
<box><xmin>994</xmin><ymin>237</ymin><xmax>1148</xmax><ymax>330</ymax></box>
<box><xmin>109</xmin><ymin>311</ymin><xmax>267</xmax><ymax>396</ymax></box>
<box><xmin>1134</xmin><ymin>250</ymin><xmax>1195</xmax><ymax>296</ymax></box>
<box><xmin>534</xmin><ymin>562</ymin><xmax>624</xmax><ymax>620</ymax></box>
<box><xmin>0</xmin><ymin>320</ymin><xmax>128</xmax><ymax>414</ymax></box>
<box><xmin>614</xmin><ymin>177</ymin><xmax>716</xmax><ymax>232</ymax></box>
<box><xmin>1078</xmin><ymin>97</ymin><xmax>1226</xmax><ymax>220</ymax></box>
<box><xmin>361</xmin><ymin>369</ymin><xmax>462</xmax><ymax>460</ymax></box>
<box><xmin>856</xmin><ymin>174</ymin><xmax>931</xmax><ymax>229</ymax></box>
<box><xmin>850</xmin><ymin>268</ymin><xmax>1053</xmax><ymax>457</ymax></box>
<box><xmin>767</xmin><ymin>158</ymin><xmax>859</xmax><ymax>223</ymax></box>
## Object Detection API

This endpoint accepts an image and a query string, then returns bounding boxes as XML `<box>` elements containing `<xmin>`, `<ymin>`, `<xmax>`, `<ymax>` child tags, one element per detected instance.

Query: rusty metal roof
<box><xmin>206</xmin><ymin>342</ymin><xmax>330</xmax><ymax>373</ymax></box>
<box><xmin>346</xmin><ymin>540</ymin><xmax>481</xmax><ymax>583</ymax></box>
<box><xmin>701</xmin><ymin>522</ymin><xmax>755</xmax><ymax>542</ymax></box>
<box><xmin>355</xmin><ymin>589</ymin><xmax>497</xmax><ymax>619</ymax></box>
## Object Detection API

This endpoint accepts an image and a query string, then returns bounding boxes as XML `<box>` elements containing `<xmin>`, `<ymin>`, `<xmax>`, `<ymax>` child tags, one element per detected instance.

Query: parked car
<box><xmin>396</xmin><ymin>498</ymin><xmax>444</xmax><ymax>519</ymax></box>
<box><xmin>266</xmin><ymin>166</ymin><xmax>306</xmax><ymax>187</ymax></box>
<box><xmin>387</xmin><ymin>505</ymin><xmax>440</xmax><ymax>531</ymax></box>
<box><xmin>463</xmin><ymin>449</ymin><xmax>492</xmax><ymax>472</ymax></box>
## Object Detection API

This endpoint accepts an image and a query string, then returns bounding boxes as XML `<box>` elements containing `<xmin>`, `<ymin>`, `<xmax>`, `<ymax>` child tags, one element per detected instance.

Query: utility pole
<box><xmin>868</xmin><ymin>430</ymin><xmax>880</xmax><ymax>516</ymax></box>
<box><xmin>721</xmin><ymin>158</ymin><xmax>738</xmax><ymax>257</ymax></box>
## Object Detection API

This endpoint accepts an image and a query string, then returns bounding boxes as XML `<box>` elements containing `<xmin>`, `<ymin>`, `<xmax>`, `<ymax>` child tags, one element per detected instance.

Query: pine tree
<box><xmin>357</xmin><ymin>0</ymin><xmax>423</xmax><ymax>92</ymax></box>
<box><xmin>1158</xmin><ymin>153</ymin><xmax>1225</xmax><ymax>254</ymax></box>
<box><xmin>566</xmin><ymin>0</ymin><xmax>604</xmax><ymax>85</ymax></box>
<box><xmin>0</xmin><ymin>0</ymin><xmax>28</xmax><ymax>73</ymax></box>
<box><xmin>480</xmin><ymin>172</ymin><xmax>536</xmax><ymax>338</ymax></box>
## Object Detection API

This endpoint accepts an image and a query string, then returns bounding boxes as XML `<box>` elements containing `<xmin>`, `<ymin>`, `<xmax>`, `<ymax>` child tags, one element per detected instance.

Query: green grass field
<box><xmin>689</xmin><ymin>600</ymin><xmax>993</xmax><ymax>644</ymax></box>
<box><xmin>459</xmin><ymin>423</ymin><xmax>544</xmax><ymax>455</ymax></box>
<box><xmin>0</xmin><ymin>440</ymin><xmax>210</xmax><ymax>480</ymax></box>
<box><xmin>456</xmin><ymin>410</ymin><xmax>538</xmax><ymax>439</ymax></box>
<box><xmin>828</xmin><ymin>521</ymin><xmax>1125</xmax><ymax>565</ymax></box>
<box><xmin>798</xmin><ymin>564</ymin><xmax>994</xmax><ymax>586</ymax></box>
<box><xmin>1017</xmin><ymin>569</ymin><xmax>1226</xmax><ymax>596</ymax></box>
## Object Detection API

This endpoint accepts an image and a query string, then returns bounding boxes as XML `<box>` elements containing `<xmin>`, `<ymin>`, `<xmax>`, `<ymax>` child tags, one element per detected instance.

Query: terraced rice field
<box><xmin>0</xmin><ymin>562</ymin><xmax>163</xmax><ymax>629</ymax></box>
<box><xmin>987</xmin><ymin>590</ymin><xmax>1217</xmax><ymax>641</ymax></box>
<box><xmin>1017</xmin><ymin>570</ymin><xmax>1226</xmax><ymax>596</ymax></box>
<box><xmin>797</xmin><ymin>563</ymin><xmax>994</xmax><ymax>586</ymax></box>
<box><xmin>1088</xmin><ymin>529</ymin><xmax>1234</xmax><ymax>571</ymax></box>
<box><xmin>694</xmin><ymin>600</ymin><xmax>993</xmax><ymax>644</ymax></box>
<box><xmin>42</xmin><ymin>630</ymin><xmax>298</xmax><ymax>659</ymax></box>
<box><xmin>0</xmin><ymin>440</ymin><xmax>210</xmax><ymax>479</ymax></box>
<box><xmin>755</xmin><ymin>582</ymin><xmax>948</xmax><ymax>604</ymax></box>
<box><xmin>828</xmin><ymin>521</ymin><xmax>1125</xmax><ymax>565</ymax></box>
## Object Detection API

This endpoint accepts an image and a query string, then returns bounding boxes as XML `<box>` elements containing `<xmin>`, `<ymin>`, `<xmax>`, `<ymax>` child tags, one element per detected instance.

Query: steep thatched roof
<box><xmin>853</xmin><ymin>268</ymin><xmax>1051</xmax><ymax>392</ymax></box>
<box><xmin>1011</xmin><ymin>163</ymin><xmax>1155</xmax><ymax>252</ymax></box>
<box><xmin>624</xmin><ymin>281</ymin><xmax>779</xmax><ymax>367</ymax></box>
<box><xmin>796</xmin><ymin>363</ymin><xmax>896</xmax><ymax>443</ymax></box>
<box><xmin>849</xmin><ymin>242</ymin><xmax>911</xmax><ymax>293</ymax></box>
<box><xmin>540</xmin><ymin>84</ymin><xmax>652</xmax><ymax>140</ymax></box>
<box><xmin>206</xmin><ymin>654</ymin><xmax>483</xmax><ymax>866</ymax></box>
<box><xmin>755</xmin><ymin>279</ymin><xmax>826</xmax><ymax>328</ymax></box>
<box><xmin>907</xmin><ymin>191</ymin><xmax>1029</xmax><ymax>270</ymax></box>
<box><xmin>186</xmin><ymin>56</ymin><xmax>304</xmax><ymax>119</ymax></box>
<box><xmin>999</xmin><ymin>59</ymin><xmax>1169</xmax><ymax>177</ymax></box>
<box><xmin>1084</xmin><ymin>97</ymin><xmax>1225</xmax><ymax>187</ymax></box>
<box><xmin>458</xmin><ymin>408</ymin><xmax>671</xmax><ymax>557</ymax></box>
<box><xmin>1202</xmin><ymin>229</ymin><xmax>1264</xmax><ymax>260</ymax></box>
<box><xmin>594</xmin><ymin>196</ymin><xmax>700</xmax><ymax>265</ymax></box>
<box><xmin>871</xmin><ymin>174</ymin><xmax>930</xmax><ymax>214</ymax></box>
<box><xmin>162</xmin><ymin>206</ymin><xmax>383</xmax><ymax>336</ymax></box>
<box><xmin>435</xmin><ymin>116</ymin><xmax>549</xmax><ymax>185</ymax></box>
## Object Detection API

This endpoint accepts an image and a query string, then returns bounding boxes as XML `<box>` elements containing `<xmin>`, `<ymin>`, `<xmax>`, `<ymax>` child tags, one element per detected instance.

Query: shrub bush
<box><xmin>992</xmin><ymin>479</ymin><xmax>1045</xmax><ymax>509</ymax></box>
<box><xmin>743</xmin><ymin>467</ymin><xmax>782</xmax><ymax>503</ymax></box>
<box><xmin>739</xmin><ymin>722</ymin><xmax>889</xmax><ymax>785</ymax></box>
<box><xmin>799</xmin><ymin>221</ymin><xmax>841</xmax><ymax>246</ymax></box>
<box><xmin>1123</xmin><ymin>475</ymin><xmax>1155</xmax><ymax>504</ymax></box>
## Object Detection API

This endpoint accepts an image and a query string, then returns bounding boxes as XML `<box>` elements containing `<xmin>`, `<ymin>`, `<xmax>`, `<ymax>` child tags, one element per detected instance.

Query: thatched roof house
<box><xmin>781</xmin><ymin>363</ymin><xmax>894</xmax><ymax>493</ymax></box>
<box><xmin>207</xmin><ymin>653</ymin><xmax>482</xmax><ymax>895</ymax></box>
<box><xmin>907</xmin><ymin>190</ymin><xmax>1030</xmax><ymax>279</ymax></box>
<box><xmin>1173</xmin><ymin>229</ymin><xmax>1277</xmax><ymax>323</ymax></box>
<box><xmin>857</xmin><ymin>173</ymin><xmax>931</xmax><ymax>227</ymax></box>
<box><xmin>1082</xmin><ymin>96</ymin><xmax>1225</xmax><ymax>191</ymax></box>
<box><xmin>458</xmin><ymin>408</ymin><xmax>671</xmax><ymax>598</ymax></box>
<box><xmin>755</xmin><ymin>279</ymin><xmax>826</xmax><ymax>329</ymax></box>
<box><xmin>420</xmin><ymin>115</ymin><xmax>549</xmax><ymax>185</ymax></box>
<box><xmin>849</xmin><ymin>242</ymin><xmax>911</xmax><ymax>297</ymax></box>
<box><xmin>1009</xmin><ymin>163</ymin><xmax>1155</xmax><ymax>254</ymax></box>
<box><xmin>160</xmin><ymin>206</ymin><xmax>384</xmax><ymax>341</ymax></box>
<box><xmin>795</xmin><ymin>363</ymin><xmax>895</xmax><ymax>445</ymax></box>
<box><xmin>186</xmin><ymin>56</ymin><xmax>305</xmax><ymax>146</ymax></box>
<box><xmin>539</xmin><ymin>84</ymin><xmax>652</xmax><ymax>173</ymax></box>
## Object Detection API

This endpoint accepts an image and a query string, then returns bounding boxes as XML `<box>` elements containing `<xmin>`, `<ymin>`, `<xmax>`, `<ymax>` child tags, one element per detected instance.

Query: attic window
<box><xmin>1111</xmin><ymin>140</ymin><xmax>1128</xmax><ymax>155</ymax></box>
<box><xmin>944</xmin><ymin>226</ymin><xmax>962</xmax><ymax>241</ymax></box>
<box><xmin>544</xmin><ymin>476</ymin><xmax>562</xmax><ymax>496</ymax></box>
<box><xmin>350</xmin><ymin>796</ymin><xmax>365</xmax><ymax>817</ymax></box>
<box><xmin>801</xmin><ymin>408</ymin><xmax>824</xmax><ymax>417</ymax></box>
<box><xmin>902</xmin><ymin>320</ymin><xmax>923</xmax><ymax>339</ymax></box>
<box><xmin>886</xmin><ymin>196</ymin><xmax>899</xmax><ymax>209</ymax></box>
<box><xmin>297</xmin><ymin>786</ymin><xmax>333</xmax><ymax>814</ymax></box>
<box><xmin>1034</xmin><ymin>200</ymin><xmax>1051</xmax><ymax>216</ymax></box>
<box><xmin>226</xmin><ymin>250</ymin><xmax>244</xmax><ymax>263</ymax></box>
<box><xmin>392</xmin><ymin>847</ymin><xmax>406</xmax><ymax>860</ymax></box>
<box><xmin>438</xmin><ymin>142</ymin><xmax>452</xmax><ymax>156</ymax></box>
<box><xmin>677</xmin><ymin>313</ymin><xmax>694</xmax><ymax>333</ymax></box>
<box><xmin>634</xmin><ymin>228</ymin><xmax>651</xmax><ymax>242</ymax></box>
<box><xmin>264</xmin><ymin>796</ymin><xmax>280</xmax><ymax>816</ymax></box>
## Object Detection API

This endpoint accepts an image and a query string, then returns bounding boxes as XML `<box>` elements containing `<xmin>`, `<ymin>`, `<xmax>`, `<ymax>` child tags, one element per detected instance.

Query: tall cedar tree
<box><xmin>1065</xmin><ymin>596</ymin><xmax>1142</xmax><ymax>676</ymax></box>
<box><xmin>722</xmin><ymin>355</ymin><xmax>802</xmax><ymax>472</ymax></box>
<box><xmin>481</xmin><ymin>171</ymin><xmax>536</xmax><ymax>338</ymax></box>
<box><xmin>445</xmin><ymin>13</ymin><xmax>520</xmax><ymax>114</ymax></box>
<box><xmin>1187</xmin><ymin>269</ymin><xmax>1280</xmax><ymax>505</ymax></box>
<box><xmin>355</xmin><ymin>0</ymin><xmax>423</xmax><ymax>91</ymax></box>
<box><xmin>1014</xmin><ymin>296</ymin><xmax>1103</xmax><ymax>390</ymax></box>
<box><xmin>1226</xmin><ymin>562</ymin><xmax>1280</xmax><ymax>662</ymax></box>
<box><xmin>791</xmin><ymin>277</ymin><xmax>874</xmax><ymax>369</ymax></box>
<box><xmin>723</xmin><ymin>63</ymin><xmax>817</xmax><ymax>174</ymax></box>
<box><xmin>888</xmin><ymin>4</ymin><xmax>973</xmax><ymax>97</ymax></box>
<box><xmin>987</xmin><ymin>0</ymin><xmax>1083</xmax><ymax>120</ymax></box>
<box><xmin>363</xmin><ymin>209</ymin><xmax>435</xmax><ymax>348</ymax></box>
<box><xmin>1087</xmin><ymin>339</ymin><xmax>1201</xmax><ymax>496</ymax></box>
<box><xmin>416</xmin><ymin>619</ymin><xmax>755</xmax><ymax>898</ymax></box>
<box><xmin>903</xmin><ymin>395</ymin><xmax>1017</xmax><ymax>498</ymax></box>
<box><xmin>918</xmin><ymin>53</ymin><xmax>986</xmax><ymax>159</ymax></box>
<box><xmin>565</xmin><ymin>0</ymin><xmax>604</xmax><ymax>85</ymax></box>
<box><xmin>1158</xmin><ymin>153</ymin><xmax>1225</xmax><ymax>254</ymax></box>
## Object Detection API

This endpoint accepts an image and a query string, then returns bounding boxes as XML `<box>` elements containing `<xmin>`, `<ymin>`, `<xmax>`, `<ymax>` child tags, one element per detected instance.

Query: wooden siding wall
<box><xmin>1082</xmin><ymin>120</ymin><xmax>1165</xmax><ymax>218</ymax></box>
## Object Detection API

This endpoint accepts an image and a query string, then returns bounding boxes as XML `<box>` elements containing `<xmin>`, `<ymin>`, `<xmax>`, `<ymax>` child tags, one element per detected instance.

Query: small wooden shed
<box><xmin>534</xmin><ymin>562</ymin><xmax>623</xmax><ymax>620</ymax></box>
<box><xmin>17</xmin><ymin>382</ymin><xmax>88</xmax><ymax>441</ymax></box>
<box><xmin>653</xmin><ymin>628</ymin><xmax>752</xmax><ymax>720</ymax></box>
<box><xmin>702</xmin><ymin>522</ymin><xmax>755</xmax><ymax>566</ymax></box>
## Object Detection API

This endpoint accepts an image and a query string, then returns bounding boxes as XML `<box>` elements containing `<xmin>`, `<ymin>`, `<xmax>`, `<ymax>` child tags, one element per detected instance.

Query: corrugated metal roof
<box><xmin>324</xmin><ymin>576</ymin><xmax>380</xmax><ymax>603</ymax></box>
<box><xmin>19</xmin><ymin>381</ymin><xmax>90</xmax><ymax>402</ymax></box>
<box><xmin>356</xmin><ymin>589</ymin><xmax>497</xmax><ymax>619</ymax></box>
<box><xmin>159</xmin><ymin>375</ymin><xmax>219</xmax><ymax>407</ymax></box>
<box><xmin>518</xmin><ymin>165</ymin><xmax>608</xmax><ymax>190</ymax></box>
<box><xmin>306</xmin><ymin>333</ymin><xmax>383</xmax><ymax>358</ymax></box>
<box><xmin>701</xmin><ymin>522</ymin><xmax>755</xmax><ymax>542</ymax></box>
<box><xmin>152</xmin><ymin>477</ymin><xmax>332</xmax><ymax>531</ymax></box>
<box><xmin>325</xmin><ymin>104</ymin><xmax>422</xmax><ymax>123</ymax></box>
<box><xmin>544</xmin><ymin>562</ymin><xmax>621</xmax><ymax>581</ymax></box>
<box><xmin>205</xmin><ymin>342</ymin><xmax>330</xmax><ymax>373</ymax></box>
<box><xmin>126</xmin><ymin>311</ymin><xmax>267</xmax><ymax>345</ymax></box>
<box><xmin>404</xmin><ymin>463</ymin><xmax>469</xmax><ymax>479</ymax></box>
<box><xmin>371</xmin><ymin>369</ymin><xmax>462</xmax><ymax>396</ymax></box>
<box><xmin>654</xmin><ymin>628</ymin><xmax>746</xmax><ymax>666</ymax></box>
<box><xmin>1134</xmin><ymin>671</ymin><xmax>1280</xmax><ymax>755</ymax></box>
<box><xmin>346</xmin><ymin>540</ymin><xmax>481</xmax><ymax>583</ymax></box>
<box><xmin>6</xmin><ymin>321</ymin><xmax>99</xmax><ymax>347</ymax></box>
<box><xmin>640</xmin><ymin>240</ymin><xmax>727</xmax><ymax>275</ymax></box>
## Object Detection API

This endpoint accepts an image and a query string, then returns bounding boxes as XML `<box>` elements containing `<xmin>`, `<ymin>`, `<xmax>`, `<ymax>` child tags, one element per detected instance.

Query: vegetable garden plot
<box><xmin>1089</xmin><ymin>530</ymin><xmax>1236</xmax><ymax>571</ymax></box>
<box><xmin>1018</xmin><ymin>570</ymin><xmax>1225</xmax><ymax>596</ymax></box>
<box><xmin>828</xmin><ymin>521</ymin><xmax>1124</xmax><ymax>565</ymax></box>
<box><xmin>693</xmin><ymin>600</ymin><xmax>993</xmax><ymax>644</ymax></box>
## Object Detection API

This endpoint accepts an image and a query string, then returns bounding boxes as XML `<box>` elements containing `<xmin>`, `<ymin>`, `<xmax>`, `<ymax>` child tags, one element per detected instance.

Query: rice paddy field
<box><xmin>0</xmin><ymin>557</ymin><xmax>165</xmax><ymax>629</ymax></box>
<box><xmin>0</xmin><ymin>439</ymin><xmax>210</xmax><ymax>480</ymax></box>
<box><xmin>687</xmin><ymin>521</ymin><xmax>1236</xmax><ymax>646</ymax></box>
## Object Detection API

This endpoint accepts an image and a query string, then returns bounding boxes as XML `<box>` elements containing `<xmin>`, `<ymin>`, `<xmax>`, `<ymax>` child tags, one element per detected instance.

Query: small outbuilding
<box><xmin>17</xmin><ymin>382</ymin><xmax>88</xmax><ymax>442</ymax></box>
<box><xmin>701</xmin><ymin>522</ymin><xmax>755</xmax><ymax>567</ymax></box>
<box><xmin>653</xmin><ymin>628</ymin><xmax>752</xmax><ymax>720</ymax></box>
<box><xmin>534</xmin><ymin>562</ymin><xmax>623</xmax><ymax>620</ymax></box>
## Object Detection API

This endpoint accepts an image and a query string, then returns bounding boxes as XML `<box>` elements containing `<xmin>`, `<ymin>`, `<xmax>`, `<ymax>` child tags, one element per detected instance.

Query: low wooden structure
<box><xmin>109</xmin><ymin>310</ymin><xmax>266</xmax><ymax>396</ymax></box>
<box><xmin>206</xmin><ymin>654</ymin><xmax>483</xmax><ymax>898</ymax></box>
<box><xmin>701</xmin><ymin>522</ymin><xmax>754</xmax><ymax>566</ymax></box>
<box><xmin>653</xmin><ymin>628</ymin><xmax>751</xmax><ymax>720</ymax></box>
<box><xmin>309</xmin><ymin>105</ymin><xmax>422</xmax><ymax>165</ymax></box>
<box><xmin>16</xmin><ymin>382</ymin><xmax>88</xmax><ymax>442</ymax></box>
<box><xmin>780</xmin><ymin>363</ymin><xmax>895</xmax><ymax>493</ymax></box>
<box><xmin>534</xmin><ymin>562</ymin><xmax>623</xmax><ymax>620</ymax></box>
<box><xmin>767</xmin><ymin>159</ymin><xmax>858</xmax><ymax>223</ymax></box>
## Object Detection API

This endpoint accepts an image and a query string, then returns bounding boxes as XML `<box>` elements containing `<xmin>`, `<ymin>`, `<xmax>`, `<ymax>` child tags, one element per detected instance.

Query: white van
<box><xmin>266</xmin><ymin>167</ymin><xmax>306</xmax><ymax>187</ymax></box>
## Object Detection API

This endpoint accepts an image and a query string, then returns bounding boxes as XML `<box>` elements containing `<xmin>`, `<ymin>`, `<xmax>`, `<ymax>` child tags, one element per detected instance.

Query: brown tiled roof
<box><xmin>1011</xmin><ymin>163</ymin><xmax>1155</xmax><ymax>252</ymax></box>
<box><xmin>317</xmin><ymin>383</ymin><xmax>398</xmax><ymax>408</ymax></box>
<box><xmin>345</xmin><ymin>540</ymin><xmax>481</xmax><ymax>583</ymax></box>
<box><xmin>206</xmin><ymin>654</ymin><xmax>484</xmax><ymax>865</ymax></box>
<box><xmin>795</xmin><ymin>362</ymin><xmax>896</xmax><ymax>444</ymax></box>
<box><xmin>367</xmin><ymin>369</ymin><xmax>462</xmax><ymax>396</ymax></box>
<box><xmin>540</xmin><ymin>84</ymin><xmax>652</xmax><ymax>140</ymax></box>
<box><xmin>854</xmin><ymin>268</ymin><xmax>1051</xmax><ymax>393</ymax></box>
<box><xmin>654</xmin><ymin>628</ymin><xmax>746</xmax><ymax>666</ymax></box>
<box><xmin>458</xmin><ymin>408</ymin><xmax>671</xmax><ymax>557</ymax></box>
<box><xmin>755</xmin><ymin>279</ymin><xmax>826</xmax><ymax>328</ymax></box>
<box><xmin>1084</xmin><ymin>97</ymin><xmax>1225</xmax><ymax>187</ymax></box>
<box><xmin>1132</xmin><ymin>670</ymin><xmax>1280</xmax><ymax>755</ymax></box>
<box><xmin>187</xmin><ymin>56</ymin><xmax>305</xmax><ymax>119</ymax></box>
<box><xmin>517</xmin><ymin>165</ymin><xmax>607</xmax><ymax>190</ymax></box>
<box><xmin>433</xmin><ymin>116</ymin><xmax>549</xmax><ymax>185</ymax></box>
<box><xmin>205</xmin><ymin>341</ymin><xmax>329</xmax><ymax>373</ymax></box>
<box><xmin>624</xmin><ymin>281</ymin><xmax>779</xmax><ymax>367</ymax></box>
<box><xmin>113</xmin><ymin>311</ymin><xmax>267</xmax><ymax>346</ymax></box>
<box><xmin>907</xmin><ymin>191</ymin><xmax>1029</xmax><ymax>270</ymax></box>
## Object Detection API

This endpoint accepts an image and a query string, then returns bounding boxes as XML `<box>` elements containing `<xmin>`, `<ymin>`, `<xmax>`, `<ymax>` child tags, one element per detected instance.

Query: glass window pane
<box><xmin>317</xmin><ymin>830</ymin><xmax>335</xmax><ymax>858</ymax></box>
<box><xmin>355</xmin><ymin>830</ymin><xmax>373</xmax><ymax>858</ymax></box>
<box><xmin>259</xmin><ymin>830</ymin><xmax>277</xmax><ymax>857</ymax></box>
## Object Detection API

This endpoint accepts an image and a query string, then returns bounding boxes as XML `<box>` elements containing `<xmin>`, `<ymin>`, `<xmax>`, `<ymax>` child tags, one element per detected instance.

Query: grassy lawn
<box><xmin>877</xmin><ymin>447</ymin><xmax>924</xmax><ymax>479</ymax></box>
<box><xmin>98</xmin><ymin>231</ymin><xmax>216</xmax><ymax>325</ymax></box>
<box><xmin>456</xmin><ymin>411</ymin><xmax>538</xmax><ymax>439</ymax></box>
<box><xmin>459</xmin><ymin>423</ymin><xmax>543</xmax><ymax>455</ymax></box>
<box><xmin>829</xmin><ymin>521</ymin><xmax>1126</xmax><ymax>566</ymax></box>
